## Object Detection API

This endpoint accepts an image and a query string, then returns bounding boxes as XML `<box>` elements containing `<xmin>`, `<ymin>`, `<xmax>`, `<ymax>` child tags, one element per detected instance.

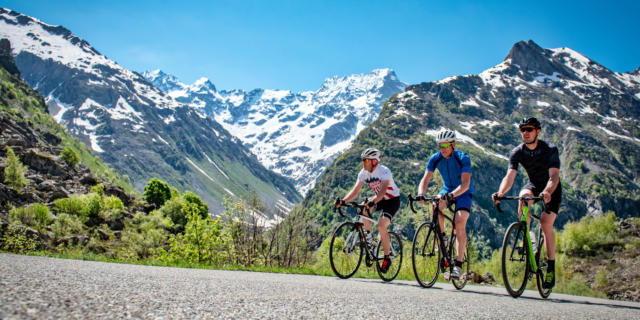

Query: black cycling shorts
<box><xmin>521</xmin><ymin>182</ymin><xmax>562</xmax><ymax>214</ymax></box>
<box><xmin>374</xmin><ymin>197</ymin><xmax>400</xmax><ymax>221</ymax></box>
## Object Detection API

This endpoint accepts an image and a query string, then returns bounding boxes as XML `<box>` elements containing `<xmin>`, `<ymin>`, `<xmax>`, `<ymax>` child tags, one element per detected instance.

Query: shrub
<box><xmin>101</xmin><ymin>195</ymin><xmax>125</xmax><ymax>220</ymax></box>
<box><xmin>144</xmin><ymin>178</ymin><xmax>171</xmax><ymax>207</ymax></box>
<box><xmin>559</xmin><ymin>212</ymin><xmax>619</xmax><ymax>255</ymax></box>
<box><xmin>160</xmin><ymin>196</ymin><xmax>186</xmax><ymax>232</ymax></box>
<box><xmin>118</xmin><ymin>211</ymin><xmax>172</xmax><ymax>260</ymax></box>
<box><xmin>4</xmin><ymin>146</ymin><xmax>29</xmax><ymax>190</ymax></box>
<box><xmin>59</xmin><ymin>146</ymin><xmax>79</xmax><ymax>167</ymax></box>
<box><xmin>50</xmin><ymin>213</ymin><xmax>85</xmax><ymax>240</ymax></box>
<box><xmin>183</xmin><ymin>191</ymin><xmax>209</xmax><ymax>219</ymax></box>
<box><xmin>54</xmin><ymin>195</ymin><xmax>89</xmax><ymax>220</ymax></box>
<box><xmin>9</xmin><ymin>203</ymin><xmax>52</xmax><ymax>230</ymax></box>
<box><xmin>0</xmin><ymin>224</ymin><xmax>39</xmax><ymax>253</ymax></box>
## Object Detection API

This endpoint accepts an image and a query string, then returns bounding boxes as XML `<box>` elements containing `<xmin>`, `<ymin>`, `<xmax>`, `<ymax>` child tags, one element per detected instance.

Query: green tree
<box><xmin>59</xmin><ymin>146</ymin><xmax>79</xmax><ymax>167</ymax></box>
<box><xmin>183</xmin><ymin>191</ymin><xmax>209</xmax><ymax>218</ymax></box>
<box><xmin>144</xmin><ymin>178</ymin><xmax>171</xmax><ymax>207</ymax></box>
<box><xmin>4</xmin><ymin>146</ymin><xmax>29</xmax><ymax>190</ymax></box>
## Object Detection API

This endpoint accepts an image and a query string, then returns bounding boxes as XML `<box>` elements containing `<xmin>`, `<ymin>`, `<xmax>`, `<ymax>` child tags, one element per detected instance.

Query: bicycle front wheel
<box><xmin>376</xmin><ymin>231</ymin><xmax>403</xmax><ymax>282</ymax></box>
<box><xmin>451</xmin><ymin>234</ymin><xmax>470</xmax><ymax>290</ymax></box>
<box><xmin>501</xmin><ymin>222</ymin><xmax>529</xmax><ymax>298</ymax></box>
<box><xmin>329</xmin><ymin>222</ymin><xmax>363</xmax><ymax>279</ymax></box>
<box><xmin>411</xmin><ymin>222</ymin><xmax>440</xmax><ymax>288</ymax></box>
<box><xmin>535</xmin><ymin>229</ymin><xmax>552</xmax><ymax>298</ymax></box>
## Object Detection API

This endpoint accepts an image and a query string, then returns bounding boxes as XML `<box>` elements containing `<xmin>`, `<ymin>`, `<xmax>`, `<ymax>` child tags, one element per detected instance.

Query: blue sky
<box><xmin>3</xmin><ymin>0</ymin><xmax>639</xmax><ymax>92</ymax></box>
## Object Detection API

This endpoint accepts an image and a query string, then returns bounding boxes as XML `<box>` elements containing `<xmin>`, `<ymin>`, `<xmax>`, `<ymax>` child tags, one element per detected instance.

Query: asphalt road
<box><xmin>1</xmin><ymin>253</ymin><xmax>639</xmax><ymax>319</ymax></box>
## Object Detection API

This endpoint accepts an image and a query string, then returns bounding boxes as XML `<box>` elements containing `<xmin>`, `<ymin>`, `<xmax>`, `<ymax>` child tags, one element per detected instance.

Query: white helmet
<box><xmin>360</xmin><ymin>148</ymin><xmax>381</xmax><ymax>161</ymax></box>
<box><xmin>436</xmin><ymin>129</ymin><xmax>456</xmax><ymax>143</ymax></box>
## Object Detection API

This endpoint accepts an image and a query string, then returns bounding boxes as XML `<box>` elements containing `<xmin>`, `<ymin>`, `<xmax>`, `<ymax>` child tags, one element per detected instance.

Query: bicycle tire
<box><xmin>411</xmin><ymin>222</ymin><xmax>440</xmax><ymax>288</ymax></box>
<box><xmin>451</xmin><ymin>234</ymin><xmax>470</xmax><ymax>290</ymax></box>
<box><xmin>501</xmin><ymin>222</ymin><xmax>529</xmax><ymax>298</ymax></box>
<box><xmin>329</xmin><ymin>222</ymin><xmax>363</xmax><ymax>279</ymax></box>
<box><xmin>376</xmin><ymin>231</ymin><xmax>403</xmax><ymax>282</ymax></box>
<box><xmin>535</xmin><ymin>228</ymin><xmax>552</xmax><ymax>298</ymax></box>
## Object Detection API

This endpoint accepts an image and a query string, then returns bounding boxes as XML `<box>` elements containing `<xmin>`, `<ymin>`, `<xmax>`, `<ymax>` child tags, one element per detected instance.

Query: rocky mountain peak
<box><xmin>504</xmin><ymin>40</ymin><xmax>558</xmax><ymax>75</ymax></box>
<box><xmin>191</xmin><ymin>77</ymin><xmax>217</xmax><ymax>93</ymax></box>
<box><xmin>0</xmin><ymin>38</ymin><xmax>20</xmax><ymax>77</ymax></box>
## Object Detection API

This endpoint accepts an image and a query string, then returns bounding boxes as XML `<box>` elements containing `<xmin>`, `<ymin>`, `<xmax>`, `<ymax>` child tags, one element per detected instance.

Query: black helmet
<box><xmin>519</xmin><ymin>117</ymin><xmax>541</xmax><ymax>129</ymax></box>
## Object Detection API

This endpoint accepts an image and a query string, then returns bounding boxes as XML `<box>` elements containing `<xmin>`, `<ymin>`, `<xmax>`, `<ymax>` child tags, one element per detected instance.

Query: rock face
<box><xmin>0</xmin><ymin>8</ymin><xmax>301</xmax><ymax>215</ymax></box>
<box><xmin>304</xmin><ymin>40</ymin><xmax>640</xmax><ymax>247</ymax></box>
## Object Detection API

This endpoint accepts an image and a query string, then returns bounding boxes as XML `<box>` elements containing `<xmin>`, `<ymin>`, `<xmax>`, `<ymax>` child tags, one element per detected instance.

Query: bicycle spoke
<box><xmin>330</xmin><ymin>222</ymin><xmax>363</xmax><ymax>279</ymax></box>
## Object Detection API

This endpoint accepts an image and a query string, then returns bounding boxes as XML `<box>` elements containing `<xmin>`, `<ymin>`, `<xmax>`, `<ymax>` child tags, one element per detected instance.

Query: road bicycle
<box><xmin>408</xmin><ymin>194</ymin><xmax>470</xmax><ymax>289</ymax></box>
<box><xmin>329</xmin><ymin>201</ymin><xmax>403</xmax><ymax>282</ymax></box>
<box><xmin>494</xmin><ymin>195</ymin><xmax>551</xmax><ymax>298</ymax></box>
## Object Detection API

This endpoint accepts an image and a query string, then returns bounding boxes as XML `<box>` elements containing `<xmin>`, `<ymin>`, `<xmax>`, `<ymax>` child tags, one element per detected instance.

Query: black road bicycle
<box><xmin>408</xmin><ymin>195</ymin><xmax>470</xmax><ymax>289</ymax></box>
<box><xmin>329</xmin><ymin>201</ymin><xmax>403</xmax><ymax>282</ymax></box>
<box><xmin>494</xmin><ymin>196</ymin><xmax>551</xmax><ymax>298</ymax></box>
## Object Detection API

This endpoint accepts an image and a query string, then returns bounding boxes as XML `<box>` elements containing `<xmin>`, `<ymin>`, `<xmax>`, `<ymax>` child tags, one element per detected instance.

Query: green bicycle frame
<box><xmin>521</xmin><ymin>205</ymin><xmax>538</xmax><ymax>272</ymax></box>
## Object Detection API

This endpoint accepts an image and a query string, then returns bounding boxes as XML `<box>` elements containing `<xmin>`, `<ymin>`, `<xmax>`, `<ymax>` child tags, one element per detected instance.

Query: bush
<box><xmin>54</xmin><ymin>195</ymin><xmax>89</xmax><ymax>220</ymax></box>
<box><xmin>50</xmin><ymin>213</ymin><xmax>85</xmax><ymax>240</ymax></box>
<box><xmin>4</xmin><ymin>146</ymin><xmax>29</xmax><ymax>190</ymax></box>
<box><xmin>0</xmin><ymin>224</ymin><xmax>39</xmax><ymax>253</ymax></box>
<box><xmin>183</xmin><ymin>191</ymin><xmax>209</xmax><ymax>219</ymax></box>
<box><xmin>101</xmin><ymin>195</ymin><xmax>125</xmax><ymax>220</ymax></box>
<box><xmin>118</xmin><ymin>211</ymin><xmax>172</xmax><ymax>260</ymax></box>
<box><xmin>9</xmin><ymin>203</ymin><xmax>52</xmax><ymax>230</ymax></box>
<box><xmin>559</xmin><ymin>212</ymin><xmax>619</xmax><ymax>255</ymax></box>
<box><xmin>144</xmin><ymin>178</ymin><xmax>171</xmax><ymax>207</ymax></box>
<box><xmin>59</xmin><ymin>146</ymin><xmax>79</xmax><ymax>167</ymax></box>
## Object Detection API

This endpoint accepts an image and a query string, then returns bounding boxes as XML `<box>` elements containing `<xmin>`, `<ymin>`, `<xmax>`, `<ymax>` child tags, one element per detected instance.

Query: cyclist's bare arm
<box><xmin>340</xmin><ymin>180</ymin><xmax>364</xmax><ymax>205</ymax></box>
<box><xmin>494</xmin><ymin>169</ymin><xmax>517</xmax><ymax>203</ymax></box>
<box><xmin>418</xmin><ymin>171</ymin><xmax>434</xmax><ymax>196</ymax></box>
<box><xmin>450</xmin><ymin>172</ymin><xmax>471</xmax><ymax>197</ymax></box>
<box><xmin>540</xmin><ymin>168</ymin><xmax>560</xmax><ymax>203</ymax></box>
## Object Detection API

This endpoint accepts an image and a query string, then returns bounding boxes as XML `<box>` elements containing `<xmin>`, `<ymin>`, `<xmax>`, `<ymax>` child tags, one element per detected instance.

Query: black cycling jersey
<box><xmin>508</xmin><ymin>139</ymin><xmax>560</xmax><ymax>189</ymax></box>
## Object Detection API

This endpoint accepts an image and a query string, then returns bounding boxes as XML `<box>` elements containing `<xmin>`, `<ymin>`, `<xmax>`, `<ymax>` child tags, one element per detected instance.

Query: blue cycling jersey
<box><xmin>426</xmin><ymin>150</ymin><xmax>474</xmax><ymax>195</ymax></box>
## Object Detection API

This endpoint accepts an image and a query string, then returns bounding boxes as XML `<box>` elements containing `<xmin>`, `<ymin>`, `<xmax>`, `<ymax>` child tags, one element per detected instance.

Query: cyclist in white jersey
<box><xmin>335</xmin><ymin>148</ymin><xmax>401</xmax><ymax>273</ymax></box>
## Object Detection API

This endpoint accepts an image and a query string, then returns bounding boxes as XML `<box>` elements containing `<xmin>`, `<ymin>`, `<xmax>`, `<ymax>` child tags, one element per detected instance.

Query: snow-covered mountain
<box><xmin>144</xmin><ymin>69</ymin><xmax>406</xmax><ymax>194</ymax></box>
<box><xmin>0</xmin><ymin>8</ymin><xmax>301</xmax><ymax>213</ymax></box>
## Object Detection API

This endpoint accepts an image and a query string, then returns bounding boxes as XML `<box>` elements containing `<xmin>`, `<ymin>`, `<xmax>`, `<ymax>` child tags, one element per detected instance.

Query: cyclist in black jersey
<box><xmin>492</xmin><ymin>117</ymin><xmax>561</xmax><ymax>289</ymax></box>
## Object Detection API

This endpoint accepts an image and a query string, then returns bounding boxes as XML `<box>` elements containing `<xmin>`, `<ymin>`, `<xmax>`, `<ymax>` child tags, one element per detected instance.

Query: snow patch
<box><xmin>89</xmin><ymin>134</ymin><xmax>104</xmax><ymax>153</ymax></box>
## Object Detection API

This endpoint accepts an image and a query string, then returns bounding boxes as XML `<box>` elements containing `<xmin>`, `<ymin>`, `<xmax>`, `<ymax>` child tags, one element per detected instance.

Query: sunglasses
<box><xmin>362</xmin><ymin>158</ymin><xmax>371</xmax><ymax>163</ymax></box>
<box><xmin>438</xmin><ymin>142</ymin><xmax>453</xmax><ymax>149</ymax></box>
<box><xmin>520</xmin><ymin>127</ymin><xmax>536</xmax><ymax>133</ymax></box>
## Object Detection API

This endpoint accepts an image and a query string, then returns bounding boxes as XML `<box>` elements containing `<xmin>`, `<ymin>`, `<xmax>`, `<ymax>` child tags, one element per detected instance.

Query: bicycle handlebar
<box><xmin>334</xmin><ymin>201</ymin><xmax>370</xmax><ymax>218</ymax></box>
<box><xmin>492</xmin><ymin>195</ymin><xmax>544</xmax><ymax>213</ymax></box>
<box><xmin>407</xmin><ymin>194</ymin><xmax>455</xmax><ymax>213</ymax></box>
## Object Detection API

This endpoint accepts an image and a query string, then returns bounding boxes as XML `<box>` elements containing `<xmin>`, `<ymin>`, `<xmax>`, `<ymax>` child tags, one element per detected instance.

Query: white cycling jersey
<box><xmin>357</xmin><ymin>164</ymin><xmax>400</xmax><ymax>200</ymax></box>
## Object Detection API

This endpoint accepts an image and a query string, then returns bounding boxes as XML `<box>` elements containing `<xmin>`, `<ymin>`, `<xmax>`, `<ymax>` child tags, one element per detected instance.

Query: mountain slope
<box><xmin>0</xmin><ymin>38</ymin><xmax>135</xmax><ymax>218</ymax></box>
<box><xmin>304</xmin><ymin>40</ymin><xmax>640</xmax><ymax>247</ymax></box>
<box><xmin>144</xmin><ymin>69</ymin><xmax>406</xmax><ymax>194</ymax></box>
<box><xmin>0</xmin><ymin>8</ymin><xmax>301</xmax><ymax>213</ymax></box>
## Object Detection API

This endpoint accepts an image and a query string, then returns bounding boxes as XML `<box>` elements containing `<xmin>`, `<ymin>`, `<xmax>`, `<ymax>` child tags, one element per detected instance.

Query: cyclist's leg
<box><xmin>454</xmin><ymin>194</ymin><xmax>472</xmax><ymax>263</ymax></box>
<box><xmin>437</xmin><ymin>190</ymin><xmax>447</xmax><ymax>233</ymax></box>
<box><xmin>540</xmin><ymin>211</ymin><xmax>556</xmax><ymax>259</ymax></box>
<box><xmin>540</xmin><ymin>186</ymin><xmax>561</xmax><ymax>260</ymax></box>
<box><xmin>376</xmin><ymin>197</ymin><xmax>400</xmax><ymax>256</ymax></box>
<box><xmin>378</xmin><ymin>215</ymin><xmax>391</xmax><ymax>255</ymax></box>
<box><xmin>518</xmin><ymin>188</ymin><xmax>535</xmax><ymax>227</ymax></box>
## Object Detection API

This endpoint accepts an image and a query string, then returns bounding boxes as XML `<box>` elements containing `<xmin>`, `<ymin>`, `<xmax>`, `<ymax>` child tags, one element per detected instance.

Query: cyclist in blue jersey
<box><xmin>417</xmin><ymin>129</ymin><xmax>474</xmax><ymax>280</ymax></box>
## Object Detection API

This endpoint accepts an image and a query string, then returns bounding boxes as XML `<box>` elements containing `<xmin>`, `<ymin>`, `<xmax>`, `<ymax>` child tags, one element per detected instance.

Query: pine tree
<box><xmin>4</xmin><ymin>146</ymin><xmax>29</xmax><ymax>190</ymax></box>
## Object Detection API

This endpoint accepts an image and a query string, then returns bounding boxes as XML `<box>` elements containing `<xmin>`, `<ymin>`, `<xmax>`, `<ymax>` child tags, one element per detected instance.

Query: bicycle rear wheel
<box><xmin>411</xmin><ymin>222</ymin><xmax>440</xmax><ymax>288</ymax></box>
<box><xmin>535</xmin><ymin>229</ymin><xmax>552</xmax><ymax>298</ymax></box>
<box><xmin>329</xmin><ymin>222</ymin><xmax>363</xmax><ymax>279</ymax></box>
<box><xmin>501</xmin><ymin>222</ymin><xmax>529</xmax><ymax>298</ymax></box>
<box><xmin>451</xmin><ymin>234</ymin><xmax>470</xmax><ymax>290</ymax></box>
<box><xmin>376</xmin><ymin>231</ymin><xmax>403</xmax><ymax>282</ymax></box>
